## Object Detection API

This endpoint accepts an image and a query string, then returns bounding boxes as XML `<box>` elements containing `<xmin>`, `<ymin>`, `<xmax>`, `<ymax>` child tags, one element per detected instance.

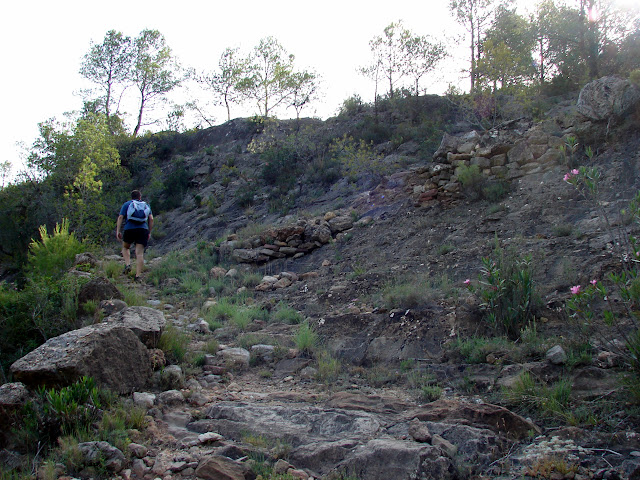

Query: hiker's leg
<box><xmin>135</xmin><ymin>243</ymin><xmax>145</xmax><ymax>277</ymax></box>
<box><xmin>122</xmin><ymin>242</ymin><xmax>132</xmax><ymax>266</ymax></box>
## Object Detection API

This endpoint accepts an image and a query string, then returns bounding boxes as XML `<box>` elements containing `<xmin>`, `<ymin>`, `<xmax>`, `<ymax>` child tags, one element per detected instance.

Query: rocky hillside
<box><xmin>3</xmin><ymin>77</ymin><xmax>640</xmax><ymax>480</ymax></box>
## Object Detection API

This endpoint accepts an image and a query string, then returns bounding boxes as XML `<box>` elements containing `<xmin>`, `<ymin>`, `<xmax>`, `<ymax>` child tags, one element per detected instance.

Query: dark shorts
<box><xmin>123</xmin><ymin>228</ymin><xmax>149</xmax><ymax>247</ymax></box>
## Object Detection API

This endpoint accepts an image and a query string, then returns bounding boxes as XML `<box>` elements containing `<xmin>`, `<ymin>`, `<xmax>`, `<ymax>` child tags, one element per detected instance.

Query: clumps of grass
<box><xmin>203</xmin><ymin>300</ymin><xmax>268</xmax><ymax>331</ymax></box>
<box><xmin>294</xmin><ymin>322</ymin><xmax>318</xmax><ymax>355</ymax></box>
<box><xmin>449</xmin><ymin>336</ymin><xmax>513</xmax><ymax>364</ymax></box>
<box><xmin>553</xmin><ymin>224</ymin><xmax>573</xmax><ymax>237</ymax></box>
<box><xmin>437</xmin><ymin>243</ymin><xmax>455</xmax><ymax>255</ymax></box>
<box><xmin>380</xmin><ymin>273</ymin><xmax>458</xmax><ymax>310</ymax></box>
<box><xmin>503</xmin><ymin>372</ymin><xmax>574</xmax><ymax>423</ymax></box>
<box><xmin>238</xmin><ymin>333</ymin><xmax>278</xmax><ymax>350</ymax></box>
<box><xmin>525</xmin><ymin>455</ymin><xmax>578</xmax><ymax>479</ymax></box>
<box><xmin>274</xmin><ymin>302</ymin><xmax>304</xmax><ymax>324</ymax></box>
<box><xmin>365</xmin><ymin>365</ymin><xmax>397</xmax><ymax>387</ymax></box>
<box><xmin>420</xmin><ymin>385</ymin><xmax>443</xmax><ymax>402</ymax></box>
<box><xmin>102</xmin><ymin>260</ymin><xmax>121</xmax><ymax>279</ymax></box>
<box><xmin>121</xmin><ymin>287</ymin><xmax>146</xmax><ymax>306</ymax></box>
<box><xmin>203</xmin><ymin>338</ymin><xmax>219</xmax><ymax>354</ymax></box>
<box><xmin>158</xmin><ymin>324</ymin><xmax>190</xmax><ymax>363</ymax></box>
<box><xmin>316</xmin><ymin>351</ymin><xmax>342</xmax><ymax>382</ymax></box>
<box><xmin>80</xmin><ymin>299</ymin><xmax>99</xmax><ymax>315</ymax></box>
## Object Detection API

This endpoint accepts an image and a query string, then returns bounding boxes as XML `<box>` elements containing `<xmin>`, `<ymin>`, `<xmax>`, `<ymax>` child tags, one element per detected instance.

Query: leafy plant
<box><xmin>294</xmin><ymin>322</ymin><xmax>318</xmax><ymax>355</ymax></box>
<box><xmin>274</xmin><ymin>302</ymin><xmax>304</xmax><ymax>324</ymax></box>
<box><xmin>158</xmin><ymin>324</ymin><xmax>190</xmax><ymax>362</ymax></box>
<box><xmin>26</xmin><ymin>219</ymin><xmax>85</xmax><ymax>279</ymax></box>
<box><xmin>466</xmin><ymin>242</ymin><xmax>537</xmax><ymax>338</ymax></box>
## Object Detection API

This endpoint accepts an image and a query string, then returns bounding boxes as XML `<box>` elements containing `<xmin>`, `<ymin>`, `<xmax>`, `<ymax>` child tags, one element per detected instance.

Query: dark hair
<box><xmin>131</xmin><ymin>190</ymin><xmax>142</xmax><ymax>200</ymax></box>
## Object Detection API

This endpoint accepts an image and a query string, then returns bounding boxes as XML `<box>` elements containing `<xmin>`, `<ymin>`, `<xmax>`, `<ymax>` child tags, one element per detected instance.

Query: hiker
<box><xmin>116</xmin><ymin>190</ymin><xmax>153</xmax><ymax>281</ymax></box>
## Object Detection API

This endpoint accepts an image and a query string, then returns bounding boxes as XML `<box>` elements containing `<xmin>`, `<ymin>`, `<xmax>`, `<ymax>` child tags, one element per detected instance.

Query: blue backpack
<box><xmin>126</xmin><ymin>200</ymin><xmax>151</xmax><ymax>224</ymax></box>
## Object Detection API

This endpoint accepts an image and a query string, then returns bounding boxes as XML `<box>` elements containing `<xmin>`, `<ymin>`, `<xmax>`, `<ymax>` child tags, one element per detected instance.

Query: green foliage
<box><xmin>26</xmin><ymin>219</ymin><xmax>84</xmax><ymax>279</ymax></box>
<box><xmin>420</xmin><ymin>385</ymin><xmax>443</xmax><ymax>402</ymax></box>
<box><xmin>316</xmin><ymin>350</ymin><xmax>342</xmax><ymax>382</ymax></box>
<box><xmin>380</xmin><ymin>273</ymin><xmax>456</xmax><ymax>310</ymax></box>
<box><xmin>449</xmin><ymin>336</ymin><xmax>512</xmax><ymax>364</ymax></box>
<box><xmin>503</xmin><ymin>372</ymin><xmax>574</xmax><ymax>423</ymax></box>
<box><xmin>294</xmin><ymin>322</ymin><xmax>318</xmax><ymax>355</ymax></box>
<box><xmin>158</xmin><ymin>324</ymin><xmax>190</xmax><ymax>362</ymax></box>
<box><xmin>467</xmin><ymin>243</ymin><xmax>537</xmax><ymax>338</ymax></box>
<box><xmin>329</xmin><ymin>134</ymin><xmax>386</xmax><ymax>178</ymax></box>
<box><xmin>273</xmin><ymin>302</ymin><xmax>304</xmax><ymax>324</ymax></box>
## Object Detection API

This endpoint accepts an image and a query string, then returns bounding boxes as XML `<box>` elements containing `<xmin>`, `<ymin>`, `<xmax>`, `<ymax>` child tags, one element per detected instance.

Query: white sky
<box><xmin>0</xmin><ymin>0</ymin><xmax>467</xmax><ymax>177</ymax></box>
<box><xmin>2</xmin><ymin>0</ymin><xmax>636</xmax><ymax>178</ymax></box>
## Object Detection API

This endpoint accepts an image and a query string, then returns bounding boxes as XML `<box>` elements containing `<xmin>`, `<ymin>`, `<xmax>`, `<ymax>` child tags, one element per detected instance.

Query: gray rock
<box><xmin>195</xmin><ymin>456</ymin><xmax>249</xmax><ymax>480</ymax></box>
<box><xmin>104</xmin><ymin>306</ymin><xmax>166</xmax><ymax>348</ymax></box>
<box><xmin>133</xmin><ymin>392</ymin><xmax>156</xmax><ymax>408</ymax></box>
<box><xmin>577</xmin><ymin>76</ymin><xmax>640</xmax><ymax>121</ymax></box>
<box><xmin>408</xmin><ymin>418</ymin><xmax>432</xmax><ymax>443</ymax></box>
<box><xmin>78</xmin><ymin>441</ymin><xmax>125</xmax><ymax>472</ymax></box>
<box><xmin>11</xmin><ymin>324</ymin><xmax>152</xmax><ymax>393</ymax></box>
<box><xmin>327</xmin><ymin>216</ymin><xmax>354</xmax><ymax>234</ymax></box>
<box><xmin>191</xmin><ymin>401</ymin><xmax>381</xmax><ymax>447</ymax></box>
<box><xmin>304</xmin><ymin>222</ymin><xmax>332</xmax><ymax>244</ymax></box>
<box><xmin>160</xmin><ymin>364</ymin><xmax>184</xmax><ymax>389</ymax></box>
<box><xmin>218</xmin><ymin>347</ymin><xmax>250</xmax><ymax>368</ymax></box>
<box><xmin>157</xmin><ymin>389</ymin><xmax>185</xmax><ymax>406</ymax></box>
<box><xmin>128</xmin><ymin>442</ymin><xmax>148</xmax><ymax>458</ymax></box>
<box><xmin>335</xmin><ymin>439</ymin><xmax>457</xmax><ymax>480</ymax></box>
<box><xmin>77</xmin><ymin>276</ymin><xmax>123</xmax><ymax>310</ymax></box>
<box><xmin>546</xmin><ymin>345</ymin><xmax>567</xmax><ymax>365</ymax></box>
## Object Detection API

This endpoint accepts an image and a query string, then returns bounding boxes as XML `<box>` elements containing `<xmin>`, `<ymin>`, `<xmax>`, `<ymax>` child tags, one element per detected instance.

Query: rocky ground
<box><xmin>4</xmin><ymin>77</ymin><xmax>640</xmax><ymax>479</ymax></box>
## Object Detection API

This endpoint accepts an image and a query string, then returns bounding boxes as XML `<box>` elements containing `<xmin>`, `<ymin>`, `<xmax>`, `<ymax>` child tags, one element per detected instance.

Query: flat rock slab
<box><xmin>406</xmin><ymin>399</ymin><xmax>540</xmax><ymax>440</ymax></box>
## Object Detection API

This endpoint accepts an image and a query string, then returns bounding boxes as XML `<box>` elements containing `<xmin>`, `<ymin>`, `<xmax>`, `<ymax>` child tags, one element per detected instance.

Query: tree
<box><xmin>403</xmin><ymin>34</ymin><xmax>447</xmax><ymax>96</ymax></box>
<box><xmin>198</xmin><ymin>47</ymin><xmax>250</xmax><ymax>122</ymax></box>
<box><xmin>288</xmin><ymin>70</ymin><xmax>320</xmax><ymax>120</ymax></box>
<box><xmin>477</xmin><ymin>6</ymin><xmax>535</xmax><ymax>90</ymax></box>
<box><xmin>130</xmin><ymin>29</ymin><xmax>181</xmax><ymax>136</ymax></box>
<box><xmin>364</xmin><ymin>21</ymin><xmax>411</xmax><ymax>99</ymax></box>
<box><xmin>241</xmin><ymin>37</ymin><xmax>296</xmax><ymax>118</ymax></box>
<box><xmin>0</xmin><ymin>161</ymin><xmax>11</xmax><ymax>189</ymax></box>
<box><xmin>449</xmin><ymin>0</ymin><xmax>502</xmax><ymax>92</ymax></box>
<box><xmin>79</xmin><ymin>30</ymin><xmax>132</xmax><ymax>127</ymax></box>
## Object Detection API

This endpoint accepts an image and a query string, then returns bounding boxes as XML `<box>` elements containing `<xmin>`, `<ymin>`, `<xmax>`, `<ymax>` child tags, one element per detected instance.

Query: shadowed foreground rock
<box><xmin>10</xmin><ymin>307</ymin><xmax>165</xmax><ymax>393</ymax></box>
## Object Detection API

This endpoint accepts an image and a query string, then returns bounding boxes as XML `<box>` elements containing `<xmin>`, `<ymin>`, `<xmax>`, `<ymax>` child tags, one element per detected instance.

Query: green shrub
<box><xmin>449</xmin><ymin>336</ymin><xmax>512</xmax><ymax>364</ymax></box>
<box><xmin>420</xmin><ymin>385</ymin><xmax>443</xmax><ymax>402</ymax></box>
<box><xmin>316</xmin><ymin>351</ymin><xmax>341</xmax><ymax>382</ymax></box>
<box><xmin>294</xmin><ymin>322</ymin><xmax>318</xmax><ymax>355</ymax></box>
<box><xmin>457</xmin><ymin>164</ymin><xmax>484</xmax><ymax>198</ymax></box>
<box><xmin>503</xmin><ymin>372</ymin><xmax>573</xmax><ymax>423</ymax></box>
<box><xmin>274</xmin><ymin>303</ymin><xmax>304</xmax><ymax>324</ymax></box>
<box><xmin>26</xmin><ymin>219</ymin><xmax>85</xmax><ymax>279</ymax></box>
<box><xmin>102</xmin><ymin>260</ymin><xmax>121</xmax><ymax>279</ymax></box>
<box><xmin>467</xmin><ymin>243</ymin><xmax>538</xmax><ymax>338</ymax></box>
<box><xmin>482</xmin><ymin>179</ymin><xmax>510</xmax><ymax>202</ymax></box>
<box><xmin>158</xmin><ymin>324</ymin><xmax>190</xmax><ymax>362</ymax></box>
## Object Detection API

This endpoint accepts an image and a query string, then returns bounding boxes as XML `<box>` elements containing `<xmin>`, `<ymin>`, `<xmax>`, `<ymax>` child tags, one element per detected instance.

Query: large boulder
<box><xmin>577</xmin><ymin>76</ymin><xmax>640</xmax><ymax>121</ymax></box>
<box><xmin>10</xmin><ymin>323</ymin><xmax>153</xmax><ymax>394</ymax></box>
<box><xmin>103</xmin><ymin>306</ymin><xmax>166</xmax><ymax>348</ymax></box>
<box><xmin>0</xmin><ymin>382</ymin><xmax>30</xmax><ymax>448</ymax></box>
<box><xmin>77</xmin><ymin>276</ymin><xmax>123</xmax><ymax>309</ymax></box>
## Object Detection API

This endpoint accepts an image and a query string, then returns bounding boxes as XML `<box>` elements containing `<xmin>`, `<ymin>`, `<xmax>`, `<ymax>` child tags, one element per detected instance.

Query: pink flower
<box><xmin>464</xmin><ymin>279</ymin><xmax>471</xmax><ymax>286</ymax></box>
<box><xmin>570</xmin><ymin>285</ymin><xmax>581</xmax><ymax>295</ymax></box>
<box><xmin>571</xmin><ymin>169</ymin><xmax>579</xmax><ymax>175</ymax></box>
<box><xmin>564</xmin><ymin>169</ymin><xmax>580</xmax><ymax>182</ymax></box>
<box><xmin>590</xmin><ymin>279</ymin><xmax>597</xmax><ymax>286</ymax></box>
<box><xmin>563</xmin><ymin>173</ymin><xmax>571</xmax><ymax>182</ymax></box>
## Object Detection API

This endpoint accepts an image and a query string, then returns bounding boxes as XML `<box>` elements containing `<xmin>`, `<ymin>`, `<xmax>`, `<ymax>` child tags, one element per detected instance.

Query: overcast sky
<box><xmin>1</xmin><ymin>0</ymin><xmax>471</xmax><ymax>177</ymax></box>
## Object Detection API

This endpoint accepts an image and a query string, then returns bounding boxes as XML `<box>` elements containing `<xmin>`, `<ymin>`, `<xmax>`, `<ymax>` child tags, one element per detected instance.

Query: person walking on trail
<box><xmin>116</xmin><ymin>190</ymin><xmax>153</xmax><ymax>281</ymax></box>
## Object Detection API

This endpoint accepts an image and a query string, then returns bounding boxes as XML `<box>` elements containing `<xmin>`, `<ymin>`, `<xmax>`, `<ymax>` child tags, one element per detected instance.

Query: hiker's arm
<box><xmin>116</xmin><ymin>215</ymin><xmax>124</xmax><ymax>240</ymax></box>
<box><xmin>148</xmin><ymin>214</ymin><xmax>154</xmax><ymax>237</ymax></box>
